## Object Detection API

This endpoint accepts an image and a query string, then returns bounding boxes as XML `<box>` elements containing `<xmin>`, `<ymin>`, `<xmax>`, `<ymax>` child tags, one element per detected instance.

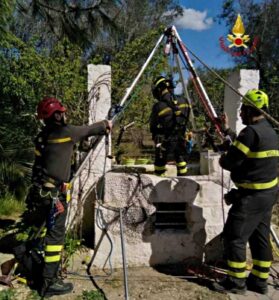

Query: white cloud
<box><xmin>174</xmin><ymin>8</ymin><xmax>213</xmax><ymax>31</ymax></box>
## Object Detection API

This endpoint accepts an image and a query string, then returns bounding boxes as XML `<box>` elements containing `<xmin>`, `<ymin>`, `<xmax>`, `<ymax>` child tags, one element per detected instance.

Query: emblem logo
<box><xmin>227</xmin><ymin>14</ymin><xmax>250</xmax><ymax>48</ymax></box>
<box><xmin>219</xmin><ymin>14</ymin><xmax>259</xmax><ymax>57</ymax></box>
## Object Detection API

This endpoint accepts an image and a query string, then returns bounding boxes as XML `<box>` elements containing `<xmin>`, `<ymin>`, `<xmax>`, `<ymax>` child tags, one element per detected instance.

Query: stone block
<box><xmin>224</xmin><ymin>69</ymin><xmax>259</xmax><ymax>134</ymax></box>
<box><xmin>68</xmin><ymin>64</ymin><xmax>111</xmax><ymax>227</ymax></box>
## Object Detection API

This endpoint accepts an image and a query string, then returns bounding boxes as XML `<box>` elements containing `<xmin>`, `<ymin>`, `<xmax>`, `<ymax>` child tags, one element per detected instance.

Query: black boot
<box><xmin>212</xmin><ymin>276</ymin><xmax>247</xmax><ymax>294</ymax></box>
<box><xmin>246</xmin><ymin>273</ymin><xmax>268</xmax><ymax>294</ymax></box>
<box><xmin>40</xmin><ymin>278</ymin><xmax>73</xmax><ymax>298</ymax></box>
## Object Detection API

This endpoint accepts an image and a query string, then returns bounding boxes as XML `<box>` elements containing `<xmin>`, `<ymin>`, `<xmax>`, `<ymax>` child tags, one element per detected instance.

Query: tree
<box><xmin>0</xmin><ymin>0</ymin><xmax>184</xmax><ymax>177</ymax></box>
<box><xmin>13</xmin><ymin>1</ymin><xmax>182</xmax><ymax>57</ymax></box>
<box><xmin>110</xmin><ymin>0</ymin><xmax>182</xmax><ymax>47</ymax></box>
<box><xmin>219</xmin><ymin>0</ymin><xmax>279</xmax><ymax>119</ymax></box>
<box><xmin>0</xmin><ymin>0</ymin><xmax>15</xmax><ymax>38</ymax></box>
<box><xmin>14</xmin><ymin>0</ymin><xmax>122</xmax><ymax>48</ymax></box>
<box><xmin>0</xmin><ymin>36</ymin><xmax>88</xmax><ymax>197</ymax></box>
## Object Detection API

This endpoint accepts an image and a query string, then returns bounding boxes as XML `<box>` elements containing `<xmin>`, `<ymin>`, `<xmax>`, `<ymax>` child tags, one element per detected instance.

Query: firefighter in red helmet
<box><xmin>37</xmin><ymin>97</ymin><xmax>66</xmax><ymax>119</ymax></box>
<box><xmin>13</xmin><ymin>97</ymin><xmax>112</xmax><ymax>297</ymax></box>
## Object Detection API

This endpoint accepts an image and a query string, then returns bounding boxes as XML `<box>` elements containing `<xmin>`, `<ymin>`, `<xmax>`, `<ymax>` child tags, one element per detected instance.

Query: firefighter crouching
<box><xmin>150</xmin><ymin>76</ymin><xmax>190</xmax><ymax>176</ymax></box>
<box><xmin>213</xmin><ymin>90</ymin><xmax>279</xmax><ymax>295</ymax></box>
<box><xmin>13</xmin><ymin>97</ymin><xmax>112</xmax><ymax>297</ymax></box>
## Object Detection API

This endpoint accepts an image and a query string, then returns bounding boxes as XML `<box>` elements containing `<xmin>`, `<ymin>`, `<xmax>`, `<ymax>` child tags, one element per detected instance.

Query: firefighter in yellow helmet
<box><xmin>149</xmin><ymin>76</ymin><xmax>190</xmax><ymax>176</ymax></box>
<box><xmin>213</xmin><ymin>90</ymin><xmax>278</xmax><ymax>295</ymax></box>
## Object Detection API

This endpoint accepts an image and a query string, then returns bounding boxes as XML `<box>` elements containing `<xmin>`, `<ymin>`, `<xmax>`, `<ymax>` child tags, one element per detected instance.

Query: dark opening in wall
<box><xmin>153</xmin><ymin>202</ymin><xmax>187</xmax><ymax>230</ymax></box>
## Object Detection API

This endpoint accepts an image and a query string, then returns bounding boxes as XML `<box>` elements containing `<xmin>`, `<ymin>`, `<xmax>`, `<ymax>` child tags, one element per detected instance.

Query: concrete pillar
<box><xmin>87</xmin><ymin>64</ymin><xmax>111</xmax><ymax>173</ymax></box>
<box><xmin>224</xmin><ymin>69</ymin><xmax>259</xmax><ymax>134</ymax></box>
<box><xmin>67</xmin><ymin>65</ymin><xmax>111</xmax><ymax>230</ymax></box>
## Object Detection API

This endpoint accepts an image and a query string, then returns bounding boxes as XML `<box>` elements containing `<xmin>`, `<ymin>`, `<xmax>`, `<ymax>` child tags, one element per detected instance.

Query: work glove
<box><xmin>224</xmin><ymin>188</ymin><xmax>239</xmax><ymax>206</ymax></box>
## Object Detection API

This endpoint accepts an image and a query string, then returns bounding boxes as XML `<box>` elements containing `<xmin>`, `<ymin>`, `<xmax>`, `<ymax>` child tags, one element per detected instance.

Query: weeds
<box><xmin>0</xmin><ymin>288</ymin><xmax>40</xmax><ymax>300</ymax></box>
<box><xmin>25</xmin><ymin>291</ymin><xmax>41</xmax><ymax>300</ymax></box>
<box><xmin>61</xmin><ymin>232</ymin><xmax>83</xmax><ymax>270</ymax></box>
<box><xmin>0</xmin><ymin>192</ymin><xmax>25</xmax><ymax>217</ymax></box>
<box><xmin>0</xmin><ymin>289</ymin><xmax>16</xmax><ymax>300</ymax></box>
<box><xmin>76</xmin><ymin>290</ymin><xmax>105</xmax><ymax>300</ymax></box>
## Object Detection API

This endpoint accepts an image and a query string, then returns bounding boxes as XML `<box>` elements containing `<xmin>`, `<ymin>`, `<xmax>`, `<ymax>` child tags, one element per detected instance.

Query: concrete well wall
<box><xmin>91</xmin><ymin>161</ymin><xmax>231</xmax><ymax>268</ymax></box>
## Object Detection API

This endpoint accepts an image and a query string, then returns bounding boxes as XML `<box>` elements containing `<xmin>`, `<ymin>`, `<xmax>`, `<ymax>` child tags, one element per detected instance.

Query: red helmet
<box><xmin>37</xmin><ymin>97</ymin><xmax>66</xmax><ymax>119</ymax></box>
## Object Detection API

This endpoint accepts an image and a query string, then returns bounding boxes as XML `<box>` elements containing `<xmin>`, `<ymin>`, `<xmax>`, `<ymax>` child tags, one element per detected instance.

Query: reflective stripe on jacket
<box><xmin>150</xmin><ymin>93</ymin><xmax>190</xmax><ymax>138</ymax></box>
<box><xmin>220</xmin><ymin>118</ymin><xmax>279</xmax><ymax>190</ymax></box>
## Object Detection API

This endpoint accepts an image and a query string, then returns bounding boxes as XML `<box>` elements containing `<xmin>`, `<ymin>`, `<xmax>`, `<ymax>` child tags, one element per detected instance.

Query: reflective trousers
<box><xmin>223</xmin><ymin>187</ymin><xmax>278</xmax><ymax>280</ymax></box>
<box><xmin>154</xmin><ymin>135</ymin><xmax>188</xmax><ymax>176</ymax></box>
<box><xmin>20</xmin><ymin>186</ymin><xmax>68</xmax><ymax>281</ymax></box>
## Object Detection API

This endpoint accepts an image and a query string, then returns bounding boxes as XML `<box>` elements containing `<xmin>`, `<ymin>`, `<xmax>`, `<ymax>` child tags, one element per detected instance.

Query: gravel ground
<box><xmin>0</xmin><ymin>249</ymin><xmax>229</xmax><ymax>300</ymax></box>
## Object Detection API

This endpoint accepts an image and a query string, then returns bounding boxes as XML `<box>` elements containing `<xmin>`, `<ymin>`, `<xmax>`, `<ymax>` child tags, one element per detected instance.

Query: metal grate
<box><xmin>153</xmin><ymin>202</ymin><xmax>187</xmax><ymax>230</ymax></box>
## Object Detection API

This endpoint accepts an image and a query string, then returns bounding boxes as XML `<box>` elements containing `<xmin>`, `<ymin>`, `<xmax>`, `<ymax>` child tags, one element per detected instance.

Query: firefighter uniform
<box><xmin>15</xmin><ymin>97</ymin><xmax>109</xmax><ymax>296</ymax></box>
<box><xmin>28</xmin><ymin>121</ymin><xmax>107</xmax><ymax>276</ymax></box>
<box><xmin>216</xmin><ymin>90</ymin><xmax>279</xmax><ymax>294</ymax></box>
<box><xmin>150</xmin><ymin>79</ymin><xmax>190</xmax><ymax>176</ymax></box>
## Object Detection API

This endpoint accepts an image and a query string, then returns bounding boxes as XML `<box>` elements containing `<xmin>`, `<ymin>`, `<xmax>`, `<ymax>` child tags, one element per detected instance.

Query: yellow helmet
<box><xmin>243</xmin><ymin>89</ymin><xmax>269</xmax><ymax>109</ymax></box>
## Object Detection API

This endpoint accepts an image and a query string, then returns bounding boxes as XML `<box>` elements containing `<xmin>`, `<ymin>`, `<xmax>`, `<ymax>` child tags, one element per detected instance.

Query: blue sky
<box><xmin>174</xmin><ymin>0</ymin><xmax>236</xmax><ymax>69</ymax></box>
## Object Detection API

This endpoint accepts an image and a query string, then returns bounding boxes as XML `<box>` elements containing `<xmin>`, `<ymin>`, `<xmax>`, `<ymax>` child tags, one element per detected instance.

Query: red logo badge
<box><xmin>219</xmin><ymin>14</ymin><xmax>259</xmax><ymax>57</ymax></box>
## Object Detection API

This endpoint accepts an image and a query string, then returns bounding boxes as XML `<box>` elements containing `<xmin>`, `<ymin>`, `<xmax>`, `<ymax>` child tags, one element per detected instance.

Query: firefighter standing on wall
<box><xmin>213</xmin><ymin>90</ymin><xmax>279</xmax><ymax>295</ymax></box>
<box><xmin>150</xmin><ymin>76</ymin><xmax>190</xmax><ymax>176</ymax></box>
<box><xmin>14</xmin><ymin>97</ymin><xmax>112</xmax><ymax>297</ymax></box>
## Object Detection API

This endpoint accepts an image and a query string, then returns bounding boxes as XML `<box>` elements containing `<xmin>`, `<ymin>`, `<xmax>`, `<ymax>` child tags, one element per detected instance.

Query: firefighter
<box><xmin>150</xmin><ymin>76</ymin><xmax>190</xmax><ymax>176</ymax></box>
<box><xmin>15</xmin><ymin>97</ymin><xmax>112</xmax><ymax>297</ymax></box>
<box><xmin>213</xmin><ymin>90</ymin><xmax>279</xmax><ymax>295</ymax></box>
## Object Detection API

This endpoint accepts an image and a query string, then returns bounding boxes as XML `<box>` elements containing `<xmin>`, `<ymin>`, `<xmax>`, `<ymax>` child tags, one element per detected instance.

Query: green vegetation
<box><xmin>0</xmin><ymin>192</ymin><xmax>25</xmax><ymax>216</ymax></box>
<box><xmin>0</xmin><ymin>289</ymin><xmax>16</xmax><ymax>300</ymax></box>
<box><xmin>25</xmin><ymin>291</ymin><xmax>41</xmax><ymax>300</ymax></box>
<box><xmin>61</xmin><ymin>232</ymin><xmax>84</xmax><ymax>270</ymax></box>
<box><xmin>0</xmin><ymin>0</ymin><xmax>181</xmax><ymax>212</ymax></box>
<box><xmin>76</xmin><ymin>290</ymin><xmax>105</xmax><ymax>300</ymax></box>
<box><xmin>0</xmin><ymin>289</ymin><xmax>40</xmax><ymax>300</ymax></box>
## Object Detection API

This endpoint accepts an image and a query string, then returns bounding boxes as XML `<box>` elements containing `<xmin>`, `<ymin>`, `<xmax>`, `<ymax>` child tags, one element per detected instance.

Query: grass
<box><xmin>0</xmin><ymin>289</ymin><xmax>16</xmax><ymax>300</ymax></box>
<box><xmin>0</xmin><ymin>289</ymin><xmax>40</xmax><ymax>300</ymax></box>
<box><xmin>76</xmin><ymin>290</ymin><xmax>105</xmax><ymax>300</ymax></box>
<box><xmin>0</xmin><ymin>192</ymin><xmax>25</xmax><ymax>217</ymax></box>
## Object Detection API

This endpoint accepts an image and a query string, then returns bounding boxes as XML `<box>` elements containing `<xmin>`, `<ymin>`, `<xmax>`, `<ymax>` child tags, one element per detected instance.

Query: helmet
<box><xmin>37</xmin><ymin>97</ymin><xmax>66</xmax><ymax>119</ymax></box>
<box><xmin>152</xmin><ymin>76</ymin><xmax>175</xmax><ymax>99</ymax></box>
<box><xmin>242</xmin><ymin>89</ymin><xmax>269</xmax><ymax>109</ymax></box>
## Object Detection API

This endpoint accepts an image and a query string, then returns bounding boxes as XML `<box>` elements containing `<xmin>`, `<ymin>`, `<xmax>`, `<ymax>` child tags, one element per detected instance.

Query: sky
<box><xmin>174</xmin><ymin>0</ymin><xmax>236</xmax><ymax>69</ymax></box>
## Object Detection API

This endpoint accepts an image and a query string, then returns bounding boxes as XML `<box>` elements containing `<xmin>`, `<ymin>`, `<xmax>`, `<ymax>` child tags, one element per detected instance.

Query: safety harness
<box><xmin>34</xmin><ymin>128</ymin><xmax>72</xmax><ymax>202</ymax></box>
